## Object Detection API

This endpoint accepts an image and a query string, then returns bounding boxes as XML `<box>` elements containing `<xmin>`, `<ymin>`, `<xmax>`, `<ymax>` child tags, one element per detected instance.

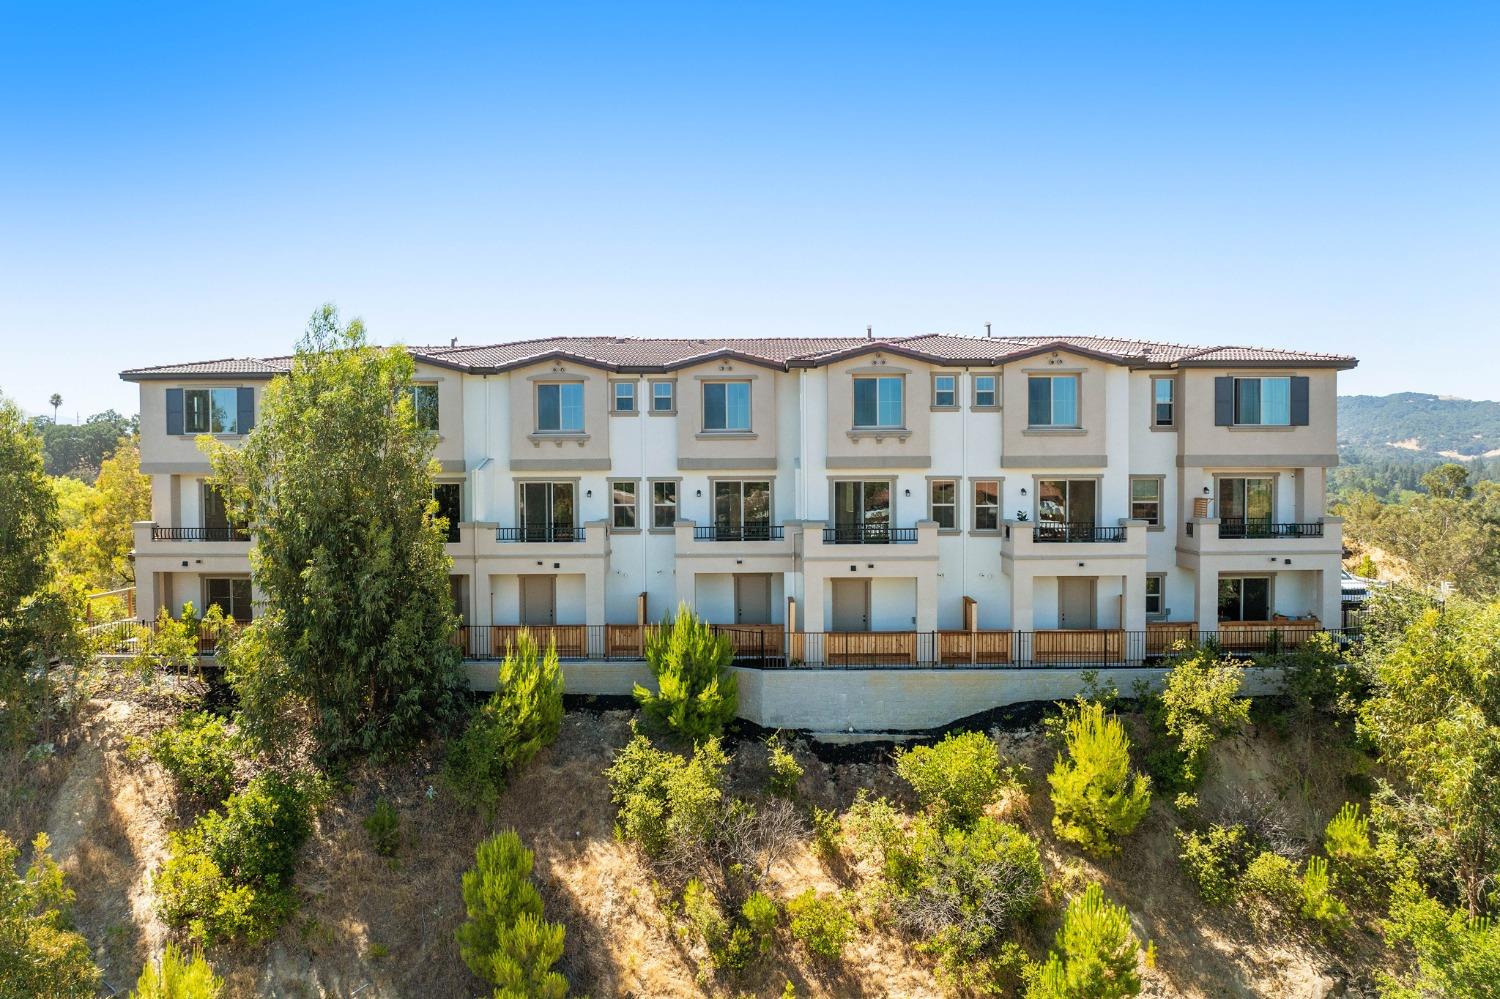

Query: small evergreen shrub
<box><xmin>680</xmin><ymin>880</ymin><xmax>776</xmax><ymax>972</ymax></box>
<box><xmin>895</xmin><ymin>730</ymin><xmax>1006</xmax><ymax>828</ymax></box>
<box><xmin>455</xmin><ymin>831</ymin><xmax>568</xmax><ymax>999</ymax></box>
<box><xmin>363</xmin><ymin>798</ymin><xmax>400</xmax><ymax>858</ymax></box>
<box><xmin>765</xmin><ymin>735</ymin><xmax>803</xmax><ymax>798</ymax></box>
<box><xmin>1381</xmin><ymin>876</ymin><xmax>1500</xmax><ymax>997</ymax></box>
<box><xmin>787</xmin><ymin>889</ymin><xmax>854</xmax><ymax>959</ymax></box>
<box><xmin>1152</xmin><ymin>648</ymin><xmax>1250</xmax><ymax>792</ymax></box>
<box><xmin>128</xmin><ymin>944</ymin><xmax>223</xmax><ymax>998</ymax></box>
<box><xmin>605</xmin><ymin>727</ymin><xmax>726</xmax><ymax>858</ymax></box>
<box><xmin>1176</xmin><ymin>824</ymin><xmax>1252</xmax><ymax>905</ymax></box>
<box><xmin>0</xmin><ymin>831</ymin><xmax>100</xmax><ymax>999</ymax></box>
<box><xmin>1299</xmin><ymin>857</ymin><xmax>1351</xmax><ymax>932</ymax></box>
<box><xmin>810</xmin><ymin>806</ymin><xmax>841</xmax><ymax>861</ymax></box>
<box><xmin>840</xmin><ymin>791</ymin><xmax>904</xmax><ymax>868</ymax></box>
<box><xmin>1323</xmin><ymin>802</ymin><xmax>1374</xmax><ymax>869</ymax></box>
<box><xmin>445</xmin><ymin>631</ymin><xmax>564</xmax><ymax>817</ymax></box>
<box><xmin>1239</xmin><ymin>851</ymin><xmax>1300</xmax><ymax>911</ymax></box>
<box><xmin>1027</xmin><ymin>883</ymin><xmax>1143</xmax><ymax>999</ymax></box>
<box><xmin>634</xmin><ymin>604</ymin><xmax>738</xmax><ymax>743</ymax></box>
<box><xmin>740</xmin><ymin>891</ymin><xmax>781</xmax><ymax>951</ymax></box>
<box><xmin>1278</xmin><ymin>632</ymin><xmax>1361</xmax><ymax>717</ymax></box>
<box><xmin>134</xmin><ymin>711</ymin><xmax>237</xmax><ymax>804</ymax></box>
<box><xmin>156</xmin><ymin>772</ymin><xmax>318</xmax><ymax>943</ymax></box>
<box><xmin>1048</xmin><ymin>702</ymin><xmax>1152</xmax><ymax>855</ymax></box>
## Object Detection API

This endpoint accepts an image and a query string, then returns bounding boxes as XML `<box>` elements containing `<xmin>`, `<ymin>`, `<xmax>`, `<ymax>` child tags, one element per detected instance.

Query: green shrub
<box><xmin>134</xmin><ymin>711</ymin><xmax>236</xmax><ymax>804</ymax></box>
<box><xmin>1239</xmin><ymin>851</ymin><xmax>1300</xmax><ymax>911</ymax></box>
<box><xmin>128</xmin><ymin>943</ymin><xmax>222</xmax><ymax>998</ymax></box>
<box><xmin>445</xmin><ymin>631</ymin><xmax>565</xmax><ymax>817</ymax></box>
<box><xmin>1278</xmin><ymin>632</ymin><xmax>1361</xmax><ymax>717</ymax></box>
<box><xmin>455</xmin><ymin>831</ymin><xmax>568</xmax><ymax>999</ymax></box>
<box><xmin>605</xmin><ymin>727</ymin><xmax>727</xmax><ymax>858</ymax></box>
<box><xmin>895</xmin><ymin>730</ymin><xmax>1006</xmax><ymax>828</ymax></box>
<box><xmin>128</xmin><ymin>608</ymin><xmax>200</xmax><ymax>681</ymax></box>
<box><xmin>840</xmin><ymin>791</ymin><xmax>904</xmax><ymax>868</ymax></box>
<box><xmin>1176</xmin><ymin>824</ymin><xmax>1252</xmax><ymax>905</ymax></box>
<box><xmin>156</xmin><ymin>772</ymin><xmax>317</xmax><ymax>943</ymax></box>
<box><xmin>634</xmin><ymin>604</ymin><xmax>737</xmax><ymax>743</ymax></box>
<box><xmin>765</xmin><ymin>735</ymin><xmax>803</xmax><ymax>798</ymax></box>
<box><xmin>886</xmin><ymin>816</ymin><xmax>1043</xmax><ymax>980</ymax></box>
<box><xmin>740</xmin><ymin>891</ymin><xmax>781</xmax><ymax>951</ymax></box>
<box><xmin>1152</xmin><ymin>648</ymin><xmax>1250</xmax><ymax>791</ymax></box>
<box><xmin>810</xmin><ymin>806</ymin><xmax>841</xmax><ymax>861</ymax></box>
<box><xmin>363</xmin><ymin>798</ymin><xmax>400</xmax><ymax>858</ymax></box>
<box><xmin>1323</xmin><ymin>802</ymin><xmax>1374</xmax><ymax>869</ymax></box>
<box><xmin>787</xmin><ymin>889</ymin><xmax>853</xmax><ymax>959</ymax></box>
<box><xmin>1381</xmin><ymin>877</ymin><xmax>1500</xmax><ymax>998</ymax></box>
<box><xmin>1298</xmin><ymin>856</ymin><xmax>1351</xmax><ymax>932</ymax></box>
<box><xmin>1027</xmin><ymin>882</ymin><xmax>1143</xmax><ymax>999</ymax></box>
<box><xmin>680</xmin><ymin>880</ymin><xmax>774</xmax><ymax>973</ymax></box>
<box><xmin>0</xmin><ymin>831</ymin><xmax>100</xmax><ymax>999</ymax></box>
<box><xmin>1048</xmin><ymin>702</ymin><xmax>1152</xmax><ymax>855</ymax></box>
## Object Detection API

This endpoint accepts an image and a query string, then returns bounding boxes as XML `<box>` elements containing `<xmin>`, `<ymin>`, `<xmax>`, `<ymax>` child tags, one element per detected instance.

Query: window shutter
<box><xmin>165</xmin><ymin>388</ymin><xmax>184</xmax><ymax>435</ymax></box>
<box><xmin>1213</xmin><ymin>377</ymin><xmax>1233</xmax><ymax>426</ymax></box>
<box><xmin>237</xmin><ymin>387</ymin><xmax>255</xmax><ymax>432</ymax></box>
<box><xmin>1289</xmin><ymin>376</ymin><xmax>1310</xmax><ymax>426</ymax></box>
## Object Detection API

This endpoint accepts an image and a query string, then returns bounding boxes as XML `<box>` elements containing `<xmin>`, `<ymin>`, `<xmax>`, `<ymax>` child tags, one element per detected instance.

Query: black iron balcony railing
<box><xmin>495</xmin><ymin>525</ymin><xmax>586</xmax><ymax>543</ymax></box>
<box><xmin>151</xmin><ymin>526</ymin><xmax>251</xmax><ymax>542</ymax></box>
<box><xmin>1217</xmin><ymin>520</ymin><xmax>1324</xmax><ymax>540</ymax></box>
<box><xmin>822</xmin><ymin>525</ymin><xmax>919</xmax><ymax>544</ymax></box>
<box><xmin>1033</xmin><ymin>522</ymin><xmax>1126</xmax><ymax>543</ymax></box>
<box><xmin>695</xmin><ymin>524</ymin><xmax>784</xmax><ymax>542</ymax></box>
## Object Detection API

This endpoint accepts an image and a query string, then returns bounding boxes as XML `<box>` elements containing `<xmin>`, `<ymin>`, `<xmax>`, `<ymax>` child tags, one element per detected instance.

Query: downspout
<box><xmin>960</xmin><ymin>367</ymin><xmax>968</xmax><ymax>620</ymax></box>
<box><xmin>640</xmin><ymin>385</ymin><xmax>648</xmax><ymax>616</ymax></box>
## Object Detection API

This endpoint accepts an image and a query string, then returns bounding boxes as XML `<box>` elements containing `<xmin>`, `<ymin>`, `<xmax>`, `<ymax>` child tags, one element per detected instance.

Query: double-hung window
<box><xmin>1129</xmin><ymin>477</ymin><xmax>1162</xmax><ymax>526</ymax></box>
<box><xmin>702</xmin><ymin>381</ymin><xmax>751</xmax><ymax>432</ymax></box>
<box><xmin>1027</xmin><ymin>375</ymin><xmax>1079</xmax><ymax>428</ymax></box>
<box><xmin>973</xmin><ymin>375</ymin><xmax>998</xmax><ymax>408</ymax></box>
<box><xmin>184</xmin><ymin>388</ymin><xmax>240</xmax><ymax>434</ymax></box>
<box><xmin>611</xmin><ymin>481</ymin><xmax>638</xmax><ymax>529</ymax></box>
<box><xmin>932</xmin><ymin>374</ymin><xmax>957</xmax><ymax>409</ymax></box>
<box><xmin>973</xmin><ymin>479</ymin><xmax>1000</xmax><ymax>532</ymax></box>
<box><xmin>1145</xmin><ymin>575</ymin><xmax>1165</xmax><ymax>616</ymax></box>
<box><xmin>651</xmin><ymin>481</ymin><xmax>678</xmax><ymax>529</ymax></box>
<box><xmin>612</xmin><ymin>381</ymin><xmax>637</xmax><ymax>414</ymax></box>
<box><xmin>853</xmin><ymin>376</ymin><xmax>903</xmax><ymax>428</ymax></box>
<box><xmin>205</xmin><ymin>577</ymin><xmax>253</xmax><ymax>621</ymax></box>
<box><xmin>403</xmin><ymin>384</ymin><xmax>439</xmax><ymax>430</ymax></box>
<box><xmin>929</xmin><ymin>479</ymin><xmax>957</xmax><ymax>530</ymax></box>
<box><xmin>1152</xmin><ymin>378</ymin><xmax>1175</xmax><ymax>427</ymax></box>
<box><xmin>651</xmin><ymin>381</ymin><xmax>675</xmax><ymax>413</ymax></box>
<box><xmin>536</xmin><ymin>382</ymin><xmax>584</xmax><ymax>433</ymax></box>
<box><xmin>1233</xmin><ymin>377</ymin><xmax>1291</xmax><ymax>426</ymax></box>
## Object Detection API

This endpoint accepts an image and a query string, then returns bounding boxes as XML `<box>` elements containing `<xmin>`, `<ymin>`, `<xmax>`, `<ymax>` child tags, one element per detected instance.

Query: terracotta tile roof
<box><xmin>121</xmin><ymin>334</ymin><xmax>1355</xmax><ymax>379</ymax></box>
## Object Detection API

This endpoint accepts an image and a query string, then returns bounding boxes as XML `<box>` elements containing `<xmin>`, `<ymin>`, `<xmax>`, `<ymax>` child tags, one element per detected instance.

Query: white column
<box><xmin>1193</xmin><ymin>566</ymin><xmax>1218</xmax><ymax>630</ymax></box>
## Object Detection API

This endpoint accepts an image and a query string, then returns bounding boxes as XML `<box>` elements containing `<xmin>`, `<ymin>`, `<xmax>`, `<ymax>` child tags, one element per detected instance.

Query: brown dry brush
<box><xmin>660</xmin><ymin>796</ymin><xmax>806</xmax><ymax>905</ymax></box>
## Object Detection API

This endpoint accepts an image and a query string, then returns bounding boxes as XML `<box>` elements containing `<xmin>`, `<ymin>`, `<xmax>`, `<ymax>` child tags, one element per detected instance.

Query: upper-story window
<box><xmin>929</xmin><ymin>479</ymin><xmax>957</xmax><ymax>530</ymax></box>
<box><xmin>973</xmin><ymin>375</ymin><xmax>998</xmax><ymax>408</ymax></box>
<box><xmin>611</xmin><ymin>381</ymin><xmax>637</xmax><ymax>414</ymax></box>
<box><xmin>536</xmin><ymin>382</ymin><xmax>584</xmax><ymax>433</ymax></box>
<box><xmin>702</xmin><ymin>381</ymin><xmax>751</xmax><ymax>432</ymax></box>
<box><xmin>932</xmin><ymin>374</ymin><xmax>957</xmax><ymax>409</ymax></box>
<box><xmin>1233</xmin><ymin>376</ymin><xmax>1291</xmax><ymax>426</ymax></box>
<box><xmin>853</xmin><ymin>376</ymin><xmax>903</xmax><ymax>428</ymax></box>
<box><xmin>184</xmin><ymin>388</ymin><xmax>241</xmax><ymax>434</ymax></box>
<box><xmin>404</xmin><ymin>384</ymin><xmax>439</xmax><ymax>431</ymax></box>
<box><xmin>1027</xmin><ymin>375</ymin><xmax>1079</xmax><ymax>428</ymax></box>
<box><xmin>1152</xmin><ymin>377</ymin><xmax>1174</xmax><ymax>427</ymax></box>
<box><xmin>651</xmin><ymin>381</ymin><xmax>675</xmax><ymax>413</ymax></box>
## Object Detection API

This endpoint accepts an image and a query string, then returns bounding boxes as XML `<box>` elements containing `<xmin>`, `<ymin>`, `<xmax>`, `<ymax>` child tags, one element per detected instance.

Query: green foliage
<box><xmin>810</xmin><ymin>806</ymin><xmax>841</xmax><ymax>861</ymax></box>
<box><xmin>1277</xmin><ymin>632</ymin><xmax>1363</xmax><ymax>719</ymax></box>
<box><xmin>740</xmin><ymin>891</ymin><xmax>780</xmax><ymax>950</ymax></box>
<box><xmin>203</xmin><ymin>305</ymin><xmax>465</xmax><ymax>760</ymax></box>
<box><xmin>786</xmin><ymin>889</ymin><xmax>853</xmax><ymax>959</ymax></box>
<box><xmin>0</xmin><ymin>831</ymin><xmax>100</xmax><ymax>999</ymax></box>
<box><xmin>1380</xmin><ymin>877</ymin><xmax>1500</xmax><ymax>999</ymax></box>
<box><xmin>1358</xmin><ymin>600</ymin><xmax>1500</xmax><ymax>916</ymax></box>
<box><xmin>1298</xmin><ymin>857</ymin><xmax>1351</xmax><ymax>933</ymax></box>
<box><xmin>363</xmin><ymin>798</ymin><xmax>400</xmax><ymax>858</ymax></box>
<box><xmin>445</xmin><ymin>631</ymin><xmax>565</xmax><ymax>817</ymax></box>
<box><xmin>135</xmin><ymin>711</ymin><xmax>236</xmax><ymax>803</ymax></box>
<box><xmin>765</xmin><ymin>735</ymin><xmax>803</xmax><ymax>799</ymax></box>
<box><xmin>680</xmin><ymin>879</ymin><xmax>777</xmax><ymax>973</ymax></box>
<box><xmin>52</xmin><ymin>437</ymin><xmax>151</xmax><ymax>592</ymax></box>
<box><xmin>455</xmin><ymin>831</ymin><xmax>569</xmax><ymax>999</ymax></box>
<box><xmin>1176</xmin><ymin>824</ymin><xmax>1252</xmax><ymax>905</ymax></box>
<box><xmin>605</xmin><ymin>727</ymin><xmax>727</xmax><ymax>858</ymax></box>
<box><xmin>30</xmin><ymin>408</ymin><xmax>137</xmax><ymax>480</ymax></box>
<box><xmin>129</xmin><ymin>609</ymin><xmax>201</xmax><ymax>681</ymax></box>
<box><xmin>156</xmin><ymin>772</ymin><xmax>318</xmax><ymax>943</ymax></box>
<box><xmin>1324</xmin><ymin>803</ymin><xmax>1375</xmax><ymax>869</ymax></box>
<box><xmin>1153</xmin><ymin>648</ymin><xmax>1250</xmax><ymax>791</ymax></box>
<box><xmin>885</xmin><ymin>816</ymin><xmax>1044</xmax><ymax>981</ymax></box>
<box><xmin>895</xmin><ymin>730</ymin><xmax>1006</xmax><ymax>828</ymax></box>
<box><xmin>634</xmin><ymin>603</ymin><xmax>737</xmax><ymax>743</ymax></box>
<box><xmin>1027</xmin><ymin>883</ymin><xmax>1143</xmax><ymax>999</ymax></box>
<box><xmin>1048</xmin><ymin>702</ymin><xmax>1152</xmax><ymax>855</ymax></box>
<box><xmin>839</xmin><ymin>791</ymin><xmax>904</xmax><ymax>868</ymax></box>
<box><xmin>128</xmin><ymin>943</ymin><xmax>223</xmax><ymax>999</ymax></box>
<box><xmin>1239</xmin><ymin>851</ymin><xmax>1300</xmax><ymax>911</ymax></box>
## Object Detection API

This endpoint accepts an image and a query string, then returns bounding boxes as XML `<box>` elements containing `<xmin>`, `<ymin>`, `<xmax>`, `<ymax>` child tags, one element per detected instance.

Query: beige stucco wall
<box><xmin>1000</xmin><ymin>350</ymin><xmax>1111</xmax><ymax>467</ymax></box>
<box><xmin>412</xmin><ymin>362</ymin><xmax>466</xmax><ymax>472</ymax></box>
<box><xmin>823</xmin><ymin>351</ymin><xmax>934</xmax><ymax>469</ymax></box>
<box><xmin>506</xmin><ymin>359</ymin><xmax>612</xmax><ymax>472</ymax></box>
<box><xmin>1177</xmin><ymin>369</ymin><xmax>1339</xmax><ymax>467</ymax></box>
<box><xmin>674</xmin><ymin>357</ymin><xmax>780</xmax><ymax>470</ymax></box>
<box><xmin>137</xmin><ymin>380</ymin><xmax>266</xmax><ymax>474</ymax></box>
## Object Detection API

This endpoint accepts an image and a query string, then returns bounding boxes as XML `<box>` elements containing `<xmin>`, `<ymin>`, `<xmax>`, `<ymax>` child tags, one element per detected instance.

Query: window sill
<box><xmin>971</xmin><ymin>405</ymin><xmax>1001</xmax><ymax>412</ymax></box>
<box><xmin>696</xmin><ymin>431</ymin><xmax>756</xmax><ymax>440</ymax></box>
<box><xmin>610</xmin><ymin>527</ymin><xmax>641</xmax><ymax>535</ymax></box>
<box><xmin>847</xmin><ymin>428</ymin><xmax>912</xmax><ymax>441</ymax></box>
<box><xmin>528</xmin><ymin>433</ymin><xmax>590</xmax><ymax>446</ymax></box>
<box><xmin>1022</xmin><ymin>427</ymin><xmax>1086</xmax><ymax>436</ymax></box>
<box><xmin>648</xmin><ymin>527</ymin><xmax>675</xmax><ymax>534</ymax></box>
<box><xmin>648</xmin><ymin>410</ymin><xmax>677</xmax><ymax>417</ymax></box>
<box><xmin>1227</xmin><ymin>424</ymin><xmax>1296</xmax><ymax>432</ymax></box>
<box><xmin>1149</xmin><ymin>423</ymin><xmax>1177</xmax><ymax>433</ymax></box>
<box><xmin>929</xmin><ymin>405</ymin><xmax>959</xmax><ymax>413</ymax></box>
<box><xmin>609</xmin><ymin>410</ymin><xmax>638</xmax><ymax>417</ymax></box>
<box><xmin>937</xmin><ymin>528</ymin><xmax>961</xmax><ymax>536</ymax></box>
<box><xmin>969</xmin><ymin>529</ymin><xmax>1003</xmax><ymax>537</ymax></box>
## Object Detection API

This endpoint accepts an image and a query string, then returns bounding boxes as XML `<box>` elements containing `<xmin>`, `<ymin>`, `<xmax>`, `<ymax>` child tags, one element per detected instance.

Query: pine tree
<box><xmin>634</xmin><ymin>603</ymin><xmax>737</xmax><ymax>743</ymax></box>
<box><xmin>128</xmin><ymin>943</ymin><xmax>222</xmax><ymax>998</ymax></box>
<box><xmin>1048</xmin><ymin>702</ymin><xmax>1152</xmax><ymax>855</ymax></box>
<box><xmin>456</xmin><ymin>832</ymin><xmax>569</xmax><ymax>999</ymax></box>
<box><xmin>1028</xmin><ymin>883</ymin><xmax>1143</xmax><ymax>999</ymax></box>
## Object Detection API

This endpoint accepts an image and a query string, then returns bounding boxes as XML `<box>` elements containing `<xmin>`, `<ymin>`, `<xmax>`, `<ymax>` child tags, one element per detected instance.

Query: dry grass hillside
<box><xmin>3</xmin><ymin>675</ymin><xmax>1395</xmax><ymax>998</ymax></box>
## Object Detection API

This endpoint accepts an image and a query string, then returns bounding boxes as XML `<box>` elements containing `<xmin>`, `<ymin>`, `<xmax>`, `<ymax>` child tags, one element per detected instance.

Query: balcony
<box><xmin>821</xmin><ymin>525</ymin><xmax>919</xmax><ymax>544</ymax></box>
<box><xmin>466</xmin><ymin>519</ymin><xmax>611</xmax><ymax>563</ymax></box>
<box><xmin>496</xmin><ymin>525</ymin><xmax>587</xmax><ymax>543</ymax></box>
<box><xmin>1002</xmin><ymin>519</ymin><xmax>1147</xmax><ymax>565</ymax></box>
<box><xmin>151</xmin><ymin>526</ymin><xmax>251</xmax><ymax>542</ymax></box>
<box><xmin>1215</xmin><ymin>519</ymin><xmax>1324</xmax><ymax>540</ymax></box>
<box><xmin>1180</xmin><ymin>516</ymin><xmax>1342</xmax><ymax>563</ymax></box>
<box><xmin>674</xmin><ymin>520</ymin><xmax>798</xmax><ymax>573</ymax></box>
<box><xmin>132</xmin><ymin>520</ymin><xmax>253</xmax><ymax>575</ymax></box>
<box><xmin>1032</xmin><ymin>522</ymin><xmax>1127</xmax><ymax>544</ymax></box>
<box><xmin>694</xmin><ymin>524</ymin><xmax>785</xmax><ymax>542</ymax></box>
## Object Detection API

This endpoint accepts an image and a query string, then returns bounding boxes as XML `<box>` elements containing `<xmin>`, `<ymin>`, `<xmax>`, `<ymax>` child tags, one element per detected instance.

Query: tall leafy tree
<box><xmin>53</xmin><ymin>438</ymin><xmax>150</xmax><ymax>592</ymax></box>
<box><xmin>205</xmin><ymin>305</ymin><xmax>464</xmax><ymax>759</ymax></box>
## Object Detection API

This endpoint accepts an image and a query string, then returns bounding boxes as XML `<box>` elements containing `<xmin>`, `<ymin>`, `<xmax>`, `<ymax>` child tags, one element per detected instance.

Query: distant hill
<box><xmin>1339</xmin><ymin>393</ymin><xmax>1500</xmax><ymax>461</ymax></box>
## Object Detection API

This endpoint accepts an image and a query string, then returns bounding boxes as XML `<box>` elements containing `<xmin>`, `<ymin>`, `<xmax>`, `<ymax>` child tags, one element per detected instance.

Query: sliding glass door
<box><xmin>832</xmin><ymin>481</ymin><xmax>891</xmax><ymax>542</ymax></box>
<box><xmin>519</xmin><ymin>482</ymin><xmax>576</xmax><ymax>541</ymax></box>
<box><xmin>1036</xmin><ymin>479</ymin><xmax>1098</xmax><ymax>540</ymax></box>
<box><xmin>714</xmin><ymin>481</ymin><xmax>771</xmax><ymax>540</ymax></box>
<box><xmin>1217</xmin><ymin>477</ymin><xmax>1274</xmax><ymax>537</ymax></box>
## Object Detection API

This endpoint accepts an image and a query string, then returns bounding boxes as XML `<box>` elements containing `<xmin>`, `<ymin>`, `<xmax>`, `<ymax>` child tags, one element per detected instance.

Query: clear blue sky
<box><xmin>2</xmin><ymin>2</ymin><xmax>1496</xmax><ymax>421</ymax></box>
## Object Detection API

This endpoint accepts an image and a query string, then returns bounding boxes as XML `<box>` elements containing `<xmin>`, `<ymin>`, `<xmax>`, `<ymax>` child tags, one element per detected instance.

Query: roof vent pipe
<box><xmin>985</xmin><ymin>323</ymin><xmax>992</xmax><ymax>338</ymax></box>
<box><xmin>450</xmin><ymin>337</ymin><xmax>458</xmax><ymax>347</ymax></box>
<box><xmin>866</xmin><ymin>325</ymin><xmax>872</xmax><ymax>339</ymax></box>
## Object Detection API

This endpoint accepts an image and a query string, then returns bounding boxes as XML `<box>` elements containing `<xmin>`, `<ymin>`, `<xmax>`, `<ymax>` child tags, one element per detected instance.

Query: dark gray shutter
<box><xmin>1213</xmin><ymin>377</ymin><xmax>1233</xmax><ymax>426</ymax></box>
<box><xmin>1289</xmin><ymin>376</ymin><xmax>1309</xmax><ymax>426</ymax></box>
<box><xmin>237</xmin><ymin>387</ymin><xmax>255</xmax><ymax>433</ymax></box>
<box><xmin>165</xmin><ymin>388</ymin><xmax>184</xmax><ymax>435</ymax></box>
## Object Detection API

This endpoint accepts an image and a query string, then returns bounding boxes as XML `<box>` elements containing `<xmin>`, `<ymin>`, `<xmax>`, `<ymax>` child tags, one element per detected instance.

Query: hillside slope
<box><xmin>1339</xmin><ymin>392</ymin><xmax>1500</xmax><ymax>461</ymax></box>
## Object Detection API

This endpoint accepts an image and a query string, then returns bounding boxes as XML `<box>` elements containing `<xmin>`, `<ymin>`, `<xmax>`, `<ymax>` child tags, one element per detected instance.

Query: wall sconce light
<box><xmin>1020</xmin><ymin>487</ymin><xmax>1028</xmax><ymax>496</ymax></box>
<box><xmin>1203</xmin><ymin>486</ymin><xmax>1211</xmax><ymax>495</ymax></box>
<box><xmin>867</xmin><ymin>563</ymin><xmax>875</xmax><ymax>569</ymax></box>
<box><xmin>1077</xmin><ymin>562</ymin><xmax>1085</xmax><ymax>568</ymax></box>
<box><xmin>903</xmin><ymin>488</ymin><xmax>911</xmax><ymax>497</ymax></box>
<box><xmin>696</xmin><ymin>489</ymin><xmax>703</xmax><ymax>497</ymax></box>
<box><xmin>849</xmin><ymin>565</ymin><xmax>857</xmax><ymax>572</ymax></box>
<box><xmin>180</xmin><ymin>560</ymin><xmax>189</xmax><ymax>567</ymax></box>
<box><xmin>585</xmin><ymin>489</ymin><xmax>592</xmax><ymax>498</ymax></box>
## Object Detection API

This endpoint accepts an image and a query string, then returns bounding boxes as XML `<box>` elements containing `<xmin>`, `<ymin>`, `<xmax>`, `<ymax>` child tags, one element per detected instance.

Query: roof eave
<box><xmin>1176</xmin><ymin>358</ymin><xmax>1359</xmax><ymax>370</ymax></box>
